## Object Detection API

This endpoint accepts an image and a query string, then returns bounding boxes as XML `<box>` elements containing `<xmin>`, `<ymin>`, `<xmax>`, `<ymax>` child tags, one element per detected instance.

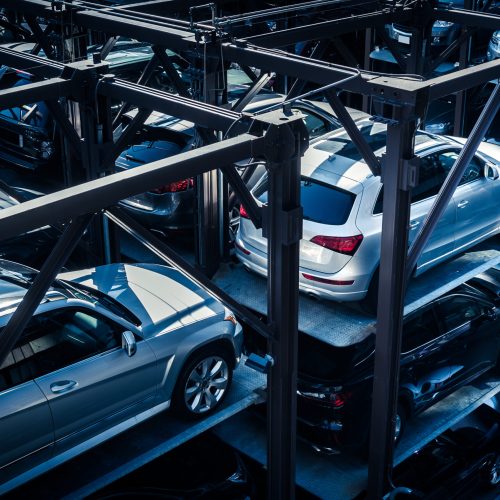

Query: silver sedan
<box><xmin>236</xmin><ymin>120</ymin><xmax>500</xmax><ymax>307</ymax></box>
<box><xmin>0</xmin><ymin>260</ymin><xmax>242</xmax><ymax>491</ymax></box>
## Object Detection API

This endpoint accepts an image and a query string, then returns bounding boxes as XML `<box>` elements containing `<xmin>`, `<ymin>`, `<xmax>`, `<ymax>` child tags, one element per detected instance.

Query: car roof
<box><xmin>302</xmin><ymin>120</ymin><xmax>455</xmax><ymax>185</ymax></box>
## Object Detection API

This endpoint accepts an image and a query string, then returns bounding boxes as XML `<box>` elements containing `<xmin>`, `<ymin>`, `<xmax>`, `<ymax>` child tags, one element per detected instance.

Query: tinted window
<box><xmin>436</xmin><ymin>295</ymin><xmax>483</xmax><ymax>331</ymax></box>
<box><xmin>411</xmin><ymin>153</ymin><xmax>446</xmax><ymax>202</ymax></box>
<box><xmin>315</xmin><ymin>122</ymin><xmax>387</xmax><ymax>161</ymax></box>
<box><xmin>402</xmin><ymin>306</ymin><xmax>440</xmax><ymax>352</ymax></box>
<box><xmin>255</xmin><ymin>177</ymin><xmax>355</xmax><ymax>225</ymax></box>
<box><xmin>300</xmin><ymin>111</ymin><xmax>330</xmax><ymax>139</ymax></box>
<box><xmin>0</xmin><ymin>309</ymin><xmax>122</xmax><ymax>390</ymax></box>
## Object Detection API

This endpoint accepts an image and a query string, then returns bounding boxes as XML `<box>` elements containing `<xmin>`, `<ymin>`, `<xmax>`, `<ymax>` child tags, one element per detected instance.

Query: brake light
<box><xmin>150</xmin><ymin>178</ymin><xmax>193</xmax><ymax>194</ymax></box>
<box><xmin>310</xmin><ymin>234</ymin><xmax>363</xmax><ymax>255</ymax></box>
<box><xmin>239</xmin><ymin>204</ymin><xmax>249</xmax><ymax>219</ymax></box>
<box><xmin>298</xmin><ymin>389</ymin><xmax>351</xmax><ymax>408</ymax></box>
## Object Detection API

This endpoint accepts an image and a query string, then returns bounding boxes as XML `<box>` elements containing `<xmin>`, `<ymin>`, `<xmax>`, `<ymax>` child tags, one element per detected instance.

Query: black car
<box><xmin>390</xmin><ymin>406</ymin><xmax>500</xmax><ymax>498</ymax></box>
<box><xmin>296</xmin><ymin>269</ymin><xmax>500</xmax><ymax>453</ymax></box>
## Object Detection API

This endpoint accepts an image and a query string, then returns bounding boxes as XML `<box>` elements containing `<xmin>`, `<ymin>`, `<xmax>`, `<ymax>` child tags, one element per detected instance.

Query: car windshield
<box><xmin>315</xmin><ymin>121</ymin><xmax>388</xmax><ymax>160</ymax></box>
<box><xmin>254</xmin><ymin>176</ymin><xmax>355</xmax><ymax>225</ymax></box>
<box><xmin>60</xmin><ymin>280</ymin><xmax>141</xmax><ymax>326</ymax></box>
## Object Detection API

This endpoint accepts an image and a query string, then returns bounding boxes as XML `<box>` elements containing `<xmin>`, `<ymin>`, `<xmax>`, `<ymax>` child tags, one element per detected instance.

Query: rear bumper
<box><xmin>235</xmin><ymin>236</ymin><xmax>370</xmax><ymax>302</ymax></box>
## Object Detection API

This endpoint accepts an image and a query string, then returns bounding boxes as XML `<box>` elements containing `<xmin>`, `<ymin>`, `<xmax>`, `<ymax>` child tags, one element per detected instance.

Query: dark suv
<box><xmin>0</xmin><ymin>69</ymin><xmax>55</xmax><ymax>169</ymax></box>
<box><xmin>296</xmin><ymin>269</ymin><xmax>500</xmax><ymax>453</ymax></box>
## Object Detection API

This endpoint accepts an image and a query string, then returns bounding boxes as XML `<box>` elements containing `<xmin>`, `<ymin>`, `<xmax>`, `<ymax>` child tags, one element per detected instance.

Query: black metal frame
<box><xmin>0</xmin><ymin>0</ymin><xmax>499</xmax><ymax>498</ymax></box>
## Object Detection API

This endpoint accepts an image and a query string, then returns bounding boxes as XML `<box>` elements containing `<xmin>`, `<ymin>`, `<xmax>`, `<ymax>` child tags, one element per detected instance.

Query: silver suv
<box><xmin>235</xmin><ymin>120</ymin><xmax>500</xmax><ymax>304</ymax></box>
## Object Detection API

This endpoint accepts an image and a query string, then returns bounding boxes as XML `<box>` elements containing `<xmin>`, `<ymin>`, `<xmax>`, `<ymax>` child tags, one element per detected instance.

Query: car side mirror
<box><xmin>485</xmin><ymin>307</ymin><xmax>497</xmax><ymax>321</ymax></box>
<box><xmin>122</xmin><ymin>330</ymin><xmax>137</xmax><ymax>357</ymax></box>
<box><xmin>485</xmin><ymin>163</ymin><xmax>500</xmax><ymax>180</ymax></box>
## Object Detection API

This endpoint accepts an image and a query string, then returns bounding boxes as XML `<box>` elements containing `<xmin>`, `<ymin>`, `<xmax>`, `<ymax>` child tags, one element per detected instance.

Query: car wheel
<box><xmin>174</xmin><ymin>348</ymin><xmax>233</xmax><ymax>418</ymax></box>
<box><xmin>395</xmin><ymin>403</ymin><xmax>406</xmax><ymax>445</ymax></box>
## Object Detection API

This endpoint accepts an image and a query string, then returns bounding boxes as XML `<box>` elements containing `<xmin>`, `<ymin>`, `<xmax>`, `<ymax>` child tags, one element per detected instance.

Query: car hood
<box><xmin>59</xmin><ymin>263</ymin><xmax>223</xmax><ymax>336</ymax></box>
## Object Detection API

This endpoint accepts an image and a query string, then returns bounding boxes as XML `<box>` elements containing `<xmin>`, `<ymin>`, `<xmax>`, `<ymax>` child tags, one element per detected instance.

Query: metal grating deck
<box><xmin>213</xmin><ymin>237</ymin><xmax>500</xmax><ymax>346</ymax></box>
<box><xmin>4</xmin><ymin>365</ymin><xmax>265</xmax><ymax>499</ymax></box>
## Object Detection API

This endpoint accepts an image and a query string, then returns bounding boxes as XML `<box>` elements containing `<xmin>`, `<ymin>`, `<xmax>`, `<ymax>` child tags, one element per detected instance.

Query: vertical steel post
<box><xmin>454</xmin><ymin>0</ymin><xmax>474</xmax><ymax>136</ymax></box>
<box><xmin>367</xmin><ymin>114</ymin><xmax>416</xmax><ymax>498</ymax></box>
<box><xmin>363</xmin><ymin>28</ymin><xmax>373</xmax><ymax>113</ymax></box>
<box><xmin>263</xmin><ymin>114</ymin><xmax>305</xmax><ymax>500</ymax></box>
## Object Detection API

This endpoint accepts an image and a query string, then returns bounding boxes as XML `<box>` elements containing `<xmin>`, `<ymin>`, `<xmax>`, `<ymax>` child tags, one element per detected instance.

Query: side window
<box><xmin>411</xmin><ymin>153</ymin><xmax>447</xmax><ymax>203</ymax></box>
<box><xmin>459</xmin><ymin>156</ymin><xmax>484</xmax><ymax>185</ymax></box>
<box><xmin>0</xmin><ymin>309</ymin><xmax>122</xmax><ymax>391</ymax></box>
<box><xmin>299</xmin><ymin>111</ymin><xmax>330</xmax><ymax>139</ymax></box>
<box><xmin>402</xmin><ymin>306</ymin><xmax>440</xmax><ymax>352</ymax></box>
<box><xmin>436</xmin><ymin>295</ymin><xmax>482</xmax><ymax>332</ymax></box>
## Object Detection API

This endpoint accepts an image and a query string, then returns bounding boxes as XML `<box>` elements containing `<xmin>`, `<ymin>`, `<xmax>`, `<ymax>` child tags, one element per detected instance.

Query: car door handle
<box><xmin>457</xmin><ymin>200</ymin><xmax>469</xmax><ymax>208</ymax></box>
<box><xmin>409</xmin><ymin>220</ymin><xmax>420</xmax><ymax>229</ymax></box>
<box><xmin>50</xmin><ymin>380</ymin><xmax>78</xmax><ymax>394</ymax></box>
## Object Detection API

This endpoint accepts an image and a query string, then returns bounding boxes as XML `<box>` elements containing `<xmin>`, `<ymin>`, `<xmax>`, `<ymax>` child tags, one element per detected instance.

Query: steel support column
<box><xmin>367</xmin><ymin>113</ymin><xmax>416</xmax><ymax>498</ymax></box>
<box><xmin>262</xmin><ymin>112</ymin><xmax>306</xmax><ymax>500</ymax></box>
<box><xmin>0</xmin><ymin>214</ymin><xmax>94</xmax><ymax>366</ymax></box>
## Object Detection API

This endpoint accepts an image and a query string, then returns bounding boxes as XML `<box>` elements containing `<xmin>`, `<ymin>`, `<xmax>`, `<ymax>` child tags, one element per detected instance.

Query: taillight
<box><xmin>150</xmin><ymin>178</ymin><xmax>193</xmax><ymax>194</ymax></box>
<box><xmin>310</xmin><ymin>234</ymin><xmax>363</xmax><ymax>256</ymax></box>
<box><xmin>298</xmin><ymin>389</ymin><xmax>351</xmax><ymax>408</ymax></box>
<box><xmin>239</xmin><ymin>204</ymin><xmax>249</xmax><ymax>219</ymax></box>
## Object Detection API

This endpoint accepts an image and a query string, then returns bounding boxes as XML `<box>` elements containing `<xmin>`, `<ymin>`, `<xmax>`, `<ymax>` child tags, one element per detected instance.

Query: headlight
<box><xmin>425</xmin><ymin>122</ymin><xmax>448</xmax><ymax>133</ymax></box>
<box><xmin>493</xmin><ymin>31</ymin><xmax>500</xmax><ymax>44</ymax></box>
<box><xmin>39</xmin><ymin>140</ymin><xmax>54</xmax><ymax>159</ymax></box>
<box><xmin>433</xmin><ymin>20</ymin><xmax>454</xmax><ymax>28</ymax></box>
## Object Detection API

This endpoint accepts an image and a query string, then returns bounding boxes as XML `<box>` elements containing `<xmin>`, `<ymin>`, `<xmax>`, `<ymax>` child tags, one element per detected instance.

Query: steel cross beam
<box><xmin>245</xmin><ymin>10</ymin><xmax>402</xmax><ymax>48</ymax></box>
<box><xmin>406</xmin><ymin>83</ymin><xmax>500</xmax><ymax>282</ymax></box>
<box><xmin>0</xmin><ymin>214</ymin><xmax>94</xmax><ymax>368</ymax></box>
<box><xmin>0</xmin><ymin>77</ymin><xmax>73</xmax><ymax>111</ymax></box>
<box><xmin>324</xmin><ymin>89</ymin><xmax>381</xmax><ymax>176</ymax></box>
<box><xmin>0</xmin><ymin>47</ymin><xmax>63</xmax><ymax>78</ymax></box>
<box><xmin>98</xmin><ymin>78</ymin><xmax>242</xmax><ymax>133</ymax></box>
<box><xmin>105</xmin><ymin>206</ymin><xmax>271</xmax><ymax>340</ymax></box>
<box><xmin>0</xmin><ymin>133</ymin><xmax>265</xmax><ymax>240</ymax></box>
<box><xmin>435</xmin><ymin>8</ymin><xmax>500</xmax><ymax>30</ymax></box>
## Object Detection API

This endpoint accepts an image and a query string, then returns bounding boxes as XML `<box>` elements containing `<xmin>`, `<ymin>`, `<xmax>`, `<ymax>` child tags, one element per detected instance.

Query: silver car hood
<box><xmin>59</xmin><ymin>263</ymin><xmax>222</xmax><ymax>336</ymax></box>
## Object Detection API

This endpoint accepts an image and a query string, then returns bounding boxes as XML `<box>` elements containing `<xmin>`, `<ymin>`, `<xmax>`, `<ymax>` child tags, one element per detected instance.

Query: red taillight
<box><xmin>299</xmin><ymin>389</ymin><xmax>351</xmax><ymax>408</ymax></box>
<box><xmin>235</xmin><ymin>241</ymin><xmax>251</xmax><ymax>255</ymax></box>
<box><xmin>302</xmin><ymin>274</ymin><xmax>354</xmax><ymax>286</ymax></box>
<box><xmin>329</xmin><ymin>392</ymin><xmax>350</xmax><ymax>408</ymax></box>
<box><xmin>310</xmin><ymin>234</ymin><xmax>363</xmax><ymax>256</ymax></box>
<box><xmin>239</xmin><ymin>204</ymin><xmax>249</xmax><ymax>219</ymax></box>
<box><xmin>150</xmin><ymin>178</ymin><xmax>193</xmax><ymax>194</ymax></box>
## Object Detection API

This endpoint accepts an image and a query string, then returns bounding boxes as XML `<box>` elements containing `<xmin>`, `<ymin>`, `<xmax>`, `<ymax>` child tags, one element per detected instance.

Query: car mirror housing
<box><xmin>485</xmin><ymin>163</ymin><xmax>500</xmax><ymax>180</ymax></box>
<box><xmin>122</xmin><ymin>330</ymin><xmax>137</xmax><ymax>357</ymax></box>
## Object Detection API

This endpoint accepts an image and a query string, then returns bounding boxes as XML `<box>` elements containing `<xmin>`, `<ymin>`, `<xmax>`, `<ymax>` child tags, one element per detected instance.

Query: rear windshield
<box><xmin>315</xmin><ymin>121</ymin><xmax>387</xmax><ymax>161</ymax></box>
<box><xmin>254</xmin><ymin>176</ymin><xmax>355</xmax><ymax>225</ymax></box>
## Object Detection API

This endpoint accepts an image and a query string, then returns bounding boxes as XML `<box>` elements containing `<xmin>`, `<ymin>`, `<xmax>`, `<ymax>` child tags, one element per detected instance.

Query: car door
<box><xmin>434</xmin><ymin>294</ymin><xmax>498</xmax><ymax>384</ymax></box>
<box><xmin>441</xmin><ymin>151</ymin><xmax>500</xmax><ymax>250</ymax></box>
<box><xmin>0</xmin><ymin>334</ymin><xmax>53</xmax><ymax>479</ymax></box>
<box><xmin>400</xmin><ymin>304</ymin><xmax>453</xmax><ymax>411</ymax></box>
<box><xmin>28</xmin><ymin>307</ymin><xmax>158</xmax><ymax>453</ymax></box>
<box><xmin>409</xmin><ymin>151</ymin><xmax>456</xmax><ymax>272</ymax></box>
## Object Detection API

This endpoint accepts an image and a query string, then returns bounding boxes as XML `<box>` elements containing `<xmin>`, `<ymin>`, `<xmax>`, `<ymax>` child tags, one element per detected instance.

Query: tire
<box><xmin>173</xmin><ymin>347</ymin><xmax>233</xmax><ymax>418</ymax></box>
<box><xmin>395</xmin><ymin>403</ymin><xmax>407</xmax><ymax>446</ymax></box>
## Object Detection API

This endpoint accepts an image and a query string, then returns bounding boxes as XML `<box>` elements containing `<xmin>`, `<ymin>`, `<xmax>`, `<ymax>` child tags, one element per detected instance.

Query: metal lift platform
<box><xmin>214</xmin><ymin>237</ymin><xmax>500</xmax><ymax>346</ymax></box>
<box><xmin>214</xmin><ymin>375</ymin><xmax>500</xmax><ymax>499</ymax></box>
<box><xmin>3</xmin><ymin>366</ymin><xmax>265</xmax><ymax>499</ymax></box>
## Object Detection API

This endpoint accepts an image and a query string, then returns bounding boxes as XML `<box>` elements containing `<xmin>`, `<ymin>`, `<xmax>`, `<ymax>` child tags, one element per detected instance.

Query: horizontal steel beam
<box><xmin>245</xmin><ymin>10</ymin><xmax>399</xmax><ymax>47</ymax></box>
<box><xmin>99</xmin><ymin>78</ymin><xmax>243</xmax><ymax>132</ymax></box>
<box><xmin>436</xmin><ymin>8</ymin><xmax>500</xmax><ymax>30</ymax></box>
<box><xmin>0</xmin><ymin>77</ymin><xmax>72</xmax><ymax>110</ymax></box>
<box><xmin>0</xmin><ymin>133</ymin><xmax>266</xmax><ymax>240</ymax></box>
<box><xmin>428</xmin><ymin>58</ymin><xmax>500</xmax><ymax>100</ymax></box>
<box><xmin>0</xmin><ymin>47</ymin><xmax>63</xmax><ymax>78</ymax></box>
